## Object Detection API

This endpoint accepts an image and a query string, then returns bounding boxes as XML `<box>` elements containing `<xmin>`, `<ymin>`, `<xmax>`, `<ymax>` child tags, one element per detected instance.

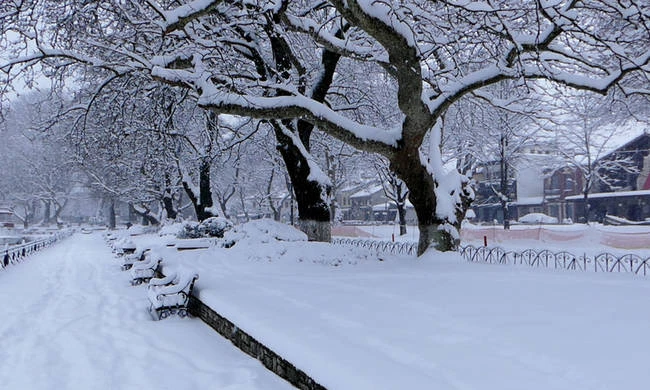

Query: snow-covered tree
<box><xmin>444</xmin><ymin>87</ymin><xmax>542</xmax><ymax>229</ymax></box>
<box><xmin>0</xmin><ymin>92</ymin><xmax>76</xmax><ymax>226</ymax></box>
<box><xmin>2</xmin><ymin>1</ymin><xmax>649</xmax><ymax>253</ymax></box>
<box><xmin>373</xmin><ymin>155</ymin><xmax>409</xmax><ymax>235</ymax></box>
<box><xmin>551</xmin><ymin>91</ymin><xmax>641</xmax><ymax>222</ymax></box>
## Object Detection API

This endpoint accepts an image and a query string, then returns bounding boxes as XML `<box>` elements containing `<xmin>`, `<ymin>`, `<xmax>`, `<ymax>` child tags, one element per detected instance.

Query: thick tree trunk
<box><xmin>108</xmin><ymin>200</ymin><xmax>116</xmax><ymax>230</ymax></box>
<box><xmin>182</xmin><ymin>158</ymin><xmax>216</xmax><ymax>222</ymax></box>
<box><xmin>198</xmin><ymin>157</ymin><xmax>214</xmax><ymax>220</ymax></box>
<box><xmin>162</xmin><ymin>189</ymin><xmax>178</xmax><ymax>220</ymax></box>
<box><xmin>52</xmin><ymin>200</ymin><xmax>68</xmax><ymax>224</ymax></box>
<box><xmin>272</xmin><ymin>122</ymin><xmax>331</xmax><ymax>241</ymax></box>
<box><xmin>391</xmin><ymin>147</ymin><xmax>471</xmax><ymax>255</ymax></box>
<box><xmin>129</xmin><ymin>204</ymin><xmax>160</xmax><ymax>226</ymax></box>
<box><xmin>43</xmin><ymin>200</ymin><xmax>51</xmax><ymax>225</ymax></box>
<box><xmin>260</xmin><ymin>23</ymin><xmax>340</xmax><ymax>242</ymax></box>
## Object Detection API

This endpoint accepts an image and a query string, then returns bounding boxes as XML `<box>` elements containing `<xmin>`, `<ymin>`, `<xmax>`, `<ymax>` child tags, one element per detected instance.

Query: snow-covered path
<box><xmin>0</xmin><ymin>233</ymin><xmax>292</xmax><ymax>390</ymax></box>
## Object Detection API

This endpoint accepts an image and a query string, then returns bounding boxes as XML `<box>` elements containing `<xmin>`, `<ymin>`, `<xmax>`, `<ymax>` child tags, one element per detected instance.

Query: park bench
<box><xmin>115</xmin><ymin>239</ymin><xmax>137</xmax><ymax>256</ymax></box>
<box><xmin>175</xmin><ymin>238</ymin><xmax>211</xmax><ymax>251</ymax></box>
<box><xmin>121</xmin><ymin>248</ymin><xmax>150</xmax><ymax>271</ymax></box>
<box><xmin>147</xmin><ymin>270</ymin><xmax>199</xmax><ymax>320</ymax></box>
<box><xmin>130</xmin><ymin>251</ymin><xmax>162</xmax><ymax>285</ymax></box>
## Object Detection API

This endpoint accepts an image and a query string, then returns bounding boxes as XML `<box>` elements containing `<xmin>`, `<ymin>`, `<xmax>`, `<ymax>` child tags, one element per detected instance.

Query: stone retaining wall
<box><xmin>188</xmin><ymin>296</ymin><xmax>327</xmax><ymax>390</ymax></box>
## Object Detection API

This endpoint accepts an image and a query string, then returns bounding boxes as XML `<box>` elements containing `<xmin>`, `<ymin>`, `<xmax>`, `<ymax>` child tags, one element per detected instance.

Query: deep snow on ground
<box><xmin>0</xmin><ymin>233</ymin><xmax>293</xmax><ymax>390</ymax></box>
<box><xmin>118</xmin><ymin>220</ymin><xmax>650</xmax><ymax>390</ymax></box>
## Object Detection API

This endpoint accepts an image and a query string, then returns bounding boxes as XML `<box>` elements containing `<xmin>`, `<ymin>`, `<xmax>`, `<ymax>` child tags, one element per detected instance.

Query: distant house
<box><xmin>335</xmin><ymin>184</ymin><xmax>365</xmax><ymax>221</ymax></box>
<box><xmin>543</xmin><ymin>166</ymin><xmax>582</xmax><ymax>222</ymax></box>
<box><xmin>471</xmin><ymin>123</ymin><xmax>650</xmax><ymax>224</ymax></box>
<box><xmin>336</xmin><ymin>182</ymin><xmax>416</xmax><ymax>224</ymax></box>
<box><xmin>566</xmin><ymin>129</ymin><xmax>650</xmax><ymax>222</ymax></box>
<box><xmin>0</xmin><ymin>208</ymin><xmax>20</xmax><ymax>228</ymax></box>
<box><xmin>349</xmin><ymin>184</ymin><xmax>387</xmax><ymax>221</ymax></box>
<box><xmin>471</xmin><ymin>160</ymin><xmax>517</xmax><ymax>223</ymax></box>
<box><xmin>471</xmin><ymin>147</ymin><xmax>558</xmax><ymax>223</ymax></box>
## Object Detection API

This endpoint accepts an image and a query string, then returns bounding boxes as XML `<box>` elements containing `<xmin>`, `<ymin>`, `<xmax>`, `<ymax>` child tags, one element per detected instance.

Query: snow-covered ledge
<box><xmin>187</xmin><ymin>295</ymin><xmax>327</xmax><ymax>390</ymax></box>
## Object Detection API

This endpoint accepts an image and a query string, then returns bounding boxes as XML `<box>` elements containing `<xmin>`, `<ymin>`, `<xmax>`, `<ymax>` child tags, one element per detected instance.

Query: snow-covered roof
<box><xmin>372</xmin><ymin>202</ymin><xmax>392</xmax><ymax>211</ymax></box>
<box><xmin>565</xmin><ymin>189</ymin><xmax>650</xmax><ymax>200</ymax></box>
<box><xmin>597</xmin><ymin>120</ymin><xmax>649</xmax><ymax>160</ymax></box>
<box><xmin>370</xmin><ymin>201</ymin><xmax>413</xmax><ymax>210</ymax></box>
<box><xmin>514</xmin><ymin>196</ymin><xmax>544</xmax><ymax>205</ymax></box>
<box><xmin>350</xmin><ymin>185</ymin><xmax>384</xmax><ymax>198</ymax></box>
<box><xmin>339</xmin><ymin>184</ymin><xmax>362</xmax><ymax>193</ymax></box>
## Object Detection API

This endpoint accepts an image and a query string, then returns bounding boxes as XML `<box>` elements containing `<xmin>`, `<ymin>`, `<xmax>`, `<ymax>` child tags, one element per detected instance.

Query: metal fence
<box><xmin>1</xmin><ymin>230</ymin><xmax>73</xmax><ymax>269</ymax></box>
<box><xmin>459</xmin><ymin>245</ymin><xmax>650</xmax><ymax>276</ymax></box>
<box><xmin>332</xmin><ymin>237</ymin><xmax>418</xmax><ymax>256</ymax></box>
<box><xmin>333</xmin><ymin>237</ymin><xmax>650</xmax><ymax>277</ymax></box>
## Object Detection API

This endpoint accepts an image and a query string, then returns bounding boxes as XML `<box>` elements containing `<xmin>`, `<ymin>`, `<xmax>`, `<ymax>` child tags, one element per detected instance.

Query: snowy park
<box><xmin>2</xmin><ymin>222</ymin><xmax>650</xmax><ymax>390</ymax></box>
<box><xmin>1</xmin><ymin>1</ymin><xmax>650</xmax><ymax>390</ymax></box>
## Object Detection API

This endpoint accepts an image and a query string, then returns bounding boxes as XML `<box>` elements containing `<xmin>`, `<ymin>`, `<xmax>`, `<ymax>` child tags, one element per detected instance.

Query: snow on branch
<box><xmin>522</xmin><ymin>51</ymin><xmax>650</xmax><ymax>95</ymax></box>
<box><xmin>198</xmin><ymin>90</ymin><xmax>400</xmax><ymax>148</ymax></box>
<box><xmin>283</xmin><ymin>14</ymin><xmax>388</xmax><ymax>63</ymax></box>
<box><xmin>275</xmin><ymin>121</ymin><xmax>331</xmax><ymax>188</ymax></box>
<box><xmin>152</xmin><ymin>56</ymin><xmax>403</xmax><ymax>153</ymax></box>
<box><xmin>420</xmin><ymin>120</ymin><xmax>472</xmax><ymax>225</ymax></box>
<box><xmin>159</xmin><ymin>0</ymin><xmax>224</xmax><ymax>33</ymax></box>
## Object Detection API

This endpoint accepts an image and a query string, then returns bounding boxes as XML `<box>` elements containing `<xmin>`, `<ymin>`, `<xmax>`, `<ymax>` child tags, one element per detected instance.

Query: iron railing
<box><xmin>459</xmin><ymin>245</ymin><xmax>650</xmax><ymax>276</ymax></box>
<box><xmin>333</xmin><ymin>237</ymin><xmax>650</xmax><ymax>277</ymax></box>
<box><xmin>1</xmin><ymin>231</ymin><xmax>73</xmax><ymax>269</ymax></box>
<box><xmin>332</xmin><ymin>237</ymin><xmax>418</xmax><ymax>256</ymax></box>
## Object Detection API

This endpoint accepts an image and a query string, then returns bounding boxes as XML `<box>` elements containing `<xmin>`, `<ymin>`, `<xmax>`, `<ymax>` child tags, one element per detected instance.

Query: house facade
<box><xmin>471</xmin><ymin>128</ymin><xmax>650</xmax><ymax>224</ymax></box>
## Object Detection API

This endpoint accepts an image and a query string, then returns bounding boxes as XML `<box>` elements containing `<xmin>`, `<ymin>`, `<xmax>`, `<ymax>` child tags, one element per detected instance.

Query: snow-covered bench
<box><xmin>115</xmin><ymin>239</ymin><xmax>136</xmax><ymax>257</ymax></box>
<box><xmin>147</xmin><ymin>270</ymin><xmax>199</xmax><ymax>320</ymax></box>
<box><xmin>121</xmin><ymin>248</ymin><xmax>150</xmax><ymax>271</ymax></box>
<box><xmin>175</xmin><ymin>238</ymin><xmax>211</xmax><ymax>251</ymax></box>
<box><xmin>130</xmin><ymin>251</ymin><xmax>162</xmax><ymax>285</ymax></box>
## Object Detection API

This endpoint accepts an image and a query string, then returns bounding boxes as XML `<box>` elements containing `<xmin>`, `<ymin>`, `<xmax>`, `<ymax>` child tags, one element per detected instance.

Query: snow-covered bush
<box><xmin>177</xmin><ymin>218</ymin><xmax>233</xmax><ymax>239</ymax></box>
<box><xmin>158</xmin><ymin>223</ymin><xmax>185</xmax><ymax>237</ymax></box>
<box><xmin>177</xmin><ymin>221</ymin><xmax>201</xmax><ymax>239</ymax></box>
<box><xmin>225</xmin><ymin>219</ymin><xmax>307</xmax><ymax>244</ymax></box>
<box><xmin>197</xmin><ymin>217</ymin><xmax>233</xmax><ymax>238</ymax></box>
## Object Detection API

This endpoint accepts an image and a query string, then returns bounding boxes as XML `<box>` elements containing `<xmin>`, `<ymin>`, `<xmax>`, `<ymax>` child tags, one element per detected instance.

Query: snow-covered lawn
<box><xmin>4</xmin><ymin>224</ymin><xmax>650</xmax><ymax>390</ymax></box>
<box><xmin>0</xmin><ymin>233</ymin><xmax>292</xmax><ymax>390</ymax></box>
<box><xmin>123</xmin><ymin>221</ymin><xmax>650</xmax><ymax>390</ymax></box>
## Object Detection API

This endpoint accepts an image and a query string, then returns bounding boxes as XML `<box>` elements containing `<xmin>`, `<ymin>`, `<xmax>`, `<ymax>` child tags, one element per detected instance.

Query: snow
<box><xmin>126</xmin><ymin>222</ymin><xmax>650</xmax><ymax>390</ymax></box>
<box><xmin>5</xmin><ymin>224</ymin><xmax>650</xmax><ymax>390</ymax></box>
<box><xmin>0</xmin><ymin>234</ymin><xmax>293</xmax><ymax>390</ymax></box>
<box><xmin>157</xmin><ymin>222</ymin><xmax>184</xmax><ymax>236</ymax></box>
<box><xmin>422</xmin><ymin>120</ymin><xmax>470</xmax><ymax>224</ymax></box>
<box><xmin>349</xmin><ymin>184</ymin><xmax>383</xmax><ymax>198</ymax></box>
<box><xmin>565</xmin><ymin>189</ymin><xmax>650</xmax><ymax>200</ymax></box>
<box><xmin>162</xmin><ymin>0</ymin><xmax>216</xmax><ymax>30</ymax></box>
<box><xmin>595</xmin><ymin>120</ymin><xmax>647</xmax><ymax>159</ymax></box>
<box><xmin>226</xmin><ymin>219</ymin><xmax>308</xmax><ymax>243</ymax></box>
<box><xmin>355</xmin><ymin>0</ymin><xmax>416</xmax><ymax>47</ymax></box>
<box><xmin>518</xmin><ymin>213</ymin><xmax>559</xmax><ymax>224</ymax></box>
<box><xmin>193</xmin><ymin>86</ymin><xmax>402</xmax><ymax>146</ymax></box>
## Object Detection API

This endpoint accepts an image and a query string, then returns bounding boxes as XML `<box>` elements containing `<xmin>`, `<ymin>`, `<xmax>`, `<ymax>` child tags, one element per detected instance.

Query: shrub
<box><xmin>176</xmin><ymin>217</ymin><xmax>233</xmax><ymax>239</ymax></box>
<box><xmin>198</xmin><ymin>217</ymin><xmax>233</xmax><ymax>238</ymax></box>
